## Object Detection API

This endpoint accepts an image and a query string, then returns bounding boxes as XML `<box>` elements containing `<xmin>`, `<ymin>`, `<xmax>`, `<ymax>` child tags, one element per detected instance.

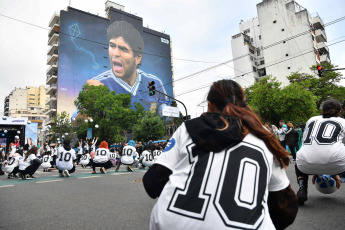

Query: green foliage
<box><xmin>132</xmin><ymin>112</ymin><xmax>165</xmax><ymax>142</ymax></box>
<box><xmin>277</xmin><ymin>83</ymin><xmax>319</xmax><ymax>124</ymax></box>
<box><xmin>74</xmin><ymin>84</ymin><xmax>145</xmax><ymax>143</ymax></box>
<box><xmin>51</xmin><ymin>111</ymin><xmax>74</xmax><ymax>141</ymax></box>
<box><xmin>245</xmin><ymin>76</ymin><xmax>282</xmax><ymax>124</ymax></box>
<box><xmin>287</xmin><ymin>63</ymin><xmax>345</xmax><ymax>109</ymax></box>
<box><xmin>245</xmin><ymin>76</ymin><xmax>318</xmax><ymax>125</ymax></box>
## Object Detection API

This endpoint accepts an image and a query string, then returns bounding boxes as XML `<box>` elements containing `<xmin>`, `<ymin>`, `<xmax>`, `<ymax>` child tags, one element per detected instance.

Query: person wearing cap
<box><xmin>86</xmin><ymin>20</ymin><xmax>167</xmax><ymax>111</ymax></box>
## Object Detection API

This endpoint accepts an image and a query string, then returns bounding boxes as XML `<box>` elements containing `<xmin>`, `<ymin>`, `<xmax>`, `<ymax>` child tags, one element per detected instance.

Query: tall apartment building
<box><xmin>45</xmin><ymin>1</ymin><xmax>174</xmax><ymax>127</ymax></box>
<box><xmin>231</xmin><ymin>0</ymin><xmax>329</xmax><ymax>88</ymax></box>
<box><xmin>3</xmin><ymin>86</ymin><xmax>49</xmax><ymax>129</ymax></box>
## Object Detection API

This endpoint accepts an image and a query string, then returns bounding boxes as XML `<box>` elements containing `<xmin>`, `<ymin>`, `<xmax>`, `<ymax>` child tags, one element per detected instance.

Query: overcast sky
<box><xmin>0</xmin><ymin>0</ymin><xmax>344</xmax><ymax>118</ymax></box>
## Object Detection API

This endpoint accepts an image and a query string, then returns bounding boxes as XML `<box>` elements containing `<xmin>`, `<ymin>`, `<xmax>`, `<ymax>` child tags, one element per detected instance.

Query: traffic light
<box><xmin>148</xmin><ymin>81</ymin><xmax>155</xmax><ymax>96</ymax></box>
<box><xmin>317</xmin><ymin>65</ymin><xmax>323</xmax><ymax>77</ymax></box>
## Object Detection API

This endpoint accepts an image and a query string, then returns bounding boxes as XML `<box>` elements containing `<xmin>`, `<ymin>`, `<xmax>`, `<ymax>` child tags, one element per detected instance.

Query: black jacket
<box><xmin>285</xmin><ymin>128</ymin><xmax>299</xmax><ymax>146</ymax></box>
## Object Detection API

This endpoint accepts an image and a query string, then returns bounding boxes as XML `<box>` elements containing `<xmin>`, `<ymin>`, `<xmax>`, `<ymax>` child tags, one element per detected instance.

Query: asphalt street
<box><xmin>0</xmin><ymin>159</ymin><xmax>344</xmax><ymax>230</ymax></box>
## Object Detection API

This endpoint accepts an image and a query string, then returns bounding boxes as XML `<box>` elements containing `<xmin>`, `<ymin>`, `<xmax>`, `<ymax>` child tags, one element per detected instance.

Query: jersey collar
<box><xmin>110</xmin><ymin>70</ymin><xmax>141</xmax><ymax>96</ymax></box>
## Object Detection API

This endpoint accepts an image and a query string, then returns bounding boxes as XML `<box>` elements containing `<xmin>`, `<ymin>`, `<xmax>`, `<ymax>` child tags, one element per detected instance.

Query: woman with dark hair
<box><xmin>143</xmin><ymin>79</ymin><xmax>297</xmax><ymax>230</ymax></box>
<box><xmin>285</xmin><ymin>122</ymin><xmax>299</xmax><ymax>161</ymax></box>
<box><xmin>295</xmin><ymin>98</ymin><xmax>345</xmax><ymax>206</ymax></box>
<box><xmin>18</xmin><ymin>146</ymin><xmax>40</xmax><ymax>179</ymax></box>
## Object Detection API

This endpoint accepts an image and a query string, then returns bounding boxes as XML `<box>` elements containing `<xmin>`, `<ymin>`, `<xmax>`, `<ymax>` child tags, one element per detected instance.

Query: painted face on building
<box><xmin>108</xmin><ymin>37</ymin><xmax>142</xmax><ymax>85</ymax></box>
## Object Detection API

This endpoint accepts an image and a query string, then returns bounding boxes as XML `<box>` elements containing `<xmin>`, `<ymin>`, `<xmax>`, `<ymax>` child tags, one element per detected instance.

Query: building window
<box><xmin>259</xmin><ymin>35</ymin><xmax>261</xmax><ymax>40</ymax></box>
<box><xmin>287</xmin><ymin>67</ymin><xmax>291</xmax><ymax>69</ymax></box>
<box><xmin>253</xmin><ymin>66</ymin><xmax>257</xmax><ymax>72</ymax></box>
<box><xmin>286</xmin><ymin>54</ymin><xmax>289</xmax><ymax>57</ymax></box>
<box><xmin>243</xmin><ymin>29</ymin><xmax>250</xmax><ymax>34</ymax></box>
<box><xmin>257</xmin><ymin>49</ymin><xmax>261</xmax><ymax>56</ymax></box>
<box><xmin>250</xmin><ymin>38</ymin><xmax>254</xmax><ymax>43</ymax></box>
<box><xmin>260</xmin><ymin>60</ymin><xmax>265</xmax><ymax>65</ymax></box>
<box><xmin>249</xmin><ymin>48</ymin><xmax>254</xmax><ymax>54</ymax></box>
<box><xmin>273</xmin><ymin>20</ymin><xmax>277</xmax><ymax>23</ymax></box>
<box><xmin>250</xmin><ymin>56</ymin><xmax>254</xmax><ymax>61</ymax></box>
<box><xmin>283</xmin><ymin>41</ymin><xmax>286</xmax><ymax>43</ymax></box>
<box><xmin>282</xmin><ymin>29</ymin><xmax>285</xmax><ymax>31</ymax></box>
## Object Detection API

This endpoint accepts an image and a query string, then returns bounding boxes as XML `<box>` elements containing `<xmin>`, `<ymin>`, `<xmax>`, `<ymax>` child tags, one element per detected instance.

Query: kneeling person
<box><xmin>92</xmin><ymin>141</ymin><xmax>112</xmax><ymax>174</ymax></box>
<box><xmin>56</xmin><ymin>140</ymin><xmax>76</xmax><ymax>177</ymax></box>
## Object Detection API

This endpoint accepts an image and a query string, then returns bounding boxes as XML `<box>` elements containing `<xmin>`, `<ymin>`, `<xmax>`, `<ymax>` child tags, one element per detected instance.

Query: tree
<box><xmin>132</xmin><ymin>112</ymin><xmax>165</xmax><ymax>142</ymax></box>
<box><xmin>245</xmin><ymin>76</ymin><xmax>282</xmax><ymax>124</ymax></box>
<box><xmin>245</xmin><ymin>76</ymin><xmax>318</xmax><ymax>125</ymax></box>
<box><xmin>277</xmin><ymin>83</ymin><xmax>318</xmax><ymax>124</ymax></box>
<box><xmin>50</xmin><ymin>111</ymin><xmax>74</xmax><ymax>142</ymax></box>
<box><xmin>287</xmin><ymin>63</ymin><xmax>345</xmax><ymax>109</ymax></box>
<box><xmin>74</xmin><ymin>84</ymin><xmax>145</xmax><ymax>143</ymax></box>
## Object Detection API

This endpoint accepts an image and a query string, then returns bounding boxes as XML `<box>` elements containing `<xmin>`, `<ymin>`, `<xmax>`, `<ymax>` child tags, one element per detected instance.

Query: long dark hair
<box><xmin>24</xmin><ymin>146</ymin><xmax>38</xmax><ymax>161</ymax></box>
<box><xmin>207</xmin><ymin>79</ymin><xmax>290</xmax><ymax>167</ymax></box>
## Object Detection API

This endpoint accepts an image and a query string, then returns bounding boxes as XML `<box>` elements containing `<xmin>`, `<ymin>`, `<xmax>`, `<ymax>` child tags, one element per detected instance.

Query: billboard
<box><xmin>57</xmin><ymin>7</ymin><xmax>173</xmax><ymax>117</ymax></box>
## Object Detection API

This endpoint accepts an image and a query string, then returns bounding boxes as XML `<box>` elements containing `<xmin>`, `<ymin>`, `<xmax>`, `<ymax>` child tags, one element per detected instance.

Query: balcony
<box><xmin>45</xmin><ymin>117</ymin><xmax>56</xmax><ymax>125</ymax></box>
<box><xmin>48</xmin><ymin>33</ymin><xmax>59</xmax><ymax>46</ymax></box>
<box><xmin>48</xmin><ymin>24</ymin><xmax>60</xmax><ymax>38</ymax></box>
<box><xmin>47</xmin><ymin>54</ymin><xmax>58</xmax><ymax>65</ymax></box>
<box><xmin>315</xmin><ymin>29</ymin><xmax>327</xmax><ymax>43</ymax></box>
<box><xmin>46</xmin><ymin>63</ymin><xmax>58</xmax><ymax>75</ymax></box>
<box><xmin>48</xmin><ymin>12</ymin><xmax>60</xmax><ymax>28</ymax></box>
<box><xmin>45</xmin><ymin>95</ymin><xmax>57</xmax><ymax>105</ymax></box>
<box><xmin>317</xmin><ymin>42</ymin><xmax>329</xmax><ymax>55</ymax></box>
<box><xmin>312</xmin><ymin>15</ymin><xmax>324</xmax><ymax>30</ymax></box>
<box><xmin>47</xmin><ymin>44</ymin><xmax>59</xmax><ymax>56</ymax></box>
<box><xmin>46</xmin><ymin>84</ymin><xmax>57</xmax><ymax>95</ymax></box>
<box><xmin>46</xmin><ymin>74</ymin><xmax>57</xmax><ymax>85</ymax></box>
<box><xmin>320</xmin><ymin>54</ymin><xmax>330</xmax><ymax>64</ymax></box>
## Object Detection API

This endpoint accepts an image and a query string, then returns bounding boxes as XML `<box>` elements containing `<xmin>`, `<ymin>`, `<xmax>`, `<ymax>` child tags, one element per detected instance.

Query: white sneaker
<box><xmin>63</xmin><ymin>170</ymin><xmax>70</xmax><ymax>177</ymax></box>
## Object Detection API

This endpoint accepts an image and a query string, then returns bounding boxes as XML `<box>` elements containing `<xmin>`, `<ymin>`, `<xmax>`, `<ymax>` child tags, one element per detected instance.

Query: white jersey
<box><xmin>56</xmin><ymin>147</ymin><xmax>76</xmax><ymax>171</ymax></box>
<box><xmin>78</xmin><ymin>146</ymin><xmax>83</xmax><ymax>155</ymax></box>
<box><xmin>9</xmin><ymin>146</ymin><xmax>16</xmax><ymax>158</ymax></box>
<box><xmin>297</xmin><ymin>115</ymin><xmax>345</xmax><ymax>175</ymax></box>
<box><xmin>41</xmin><ymin>155</ymin><xmax>52</xmax><ymax>169</ymax></box>
<box><xmin>121</xmin><ymin>145</ymin><xmax>136</xmax><ymax>165</ymax></box>
<box><xmin>93</xmin><ymin>148</ymin><xmax>110</xmax><ymax>163</ymax></box>
<box><xmin>150</xmin><ymin>123</ymin><xmax>289</xmax><ymax>230</ymax></box>
<box><xmin>80</xmin><ymin>154</ymin><xmax>91</xmax><ymax>166</ymax></box>
<box><xmin>5</xmin><ymin>156</ymin><xmax>20</xmax><ymax>173</ymax></box>
<box><xmin>19</xmin><ymin>154</ymin><xmax>37</xmax><ymax>171</ymax></box>
<box><xmin>152</xmin><ymin>149</ymin><xmax>162</xmax><ymax>160</ymax></box>
<box><xmin>141</xmin><ymin>150</ymin><xmax>154</xmax><ymax>167</ymax></box>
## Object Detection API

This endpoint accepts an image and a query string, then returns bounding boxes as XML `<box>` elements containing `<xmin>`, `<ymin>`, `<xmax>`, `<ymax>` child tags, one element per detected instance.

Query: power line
<box><xmin>174</xmin><ymin>38</ymin><xmax>345</xmax><ymax>98</ymax></box>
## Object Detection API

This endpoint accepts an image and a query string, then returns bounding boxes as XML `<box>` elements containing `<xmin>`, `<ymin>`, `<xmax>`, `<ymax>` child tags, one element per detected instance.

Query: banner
<box><xmin>87</xmin><ymin>128</ymin><xmax>93</xmax><ymax>139</ymax></box>
<box><xmin>25</xmin><ymin>123</ymin><xmax>38</xmax><ymax>146</ymax></box>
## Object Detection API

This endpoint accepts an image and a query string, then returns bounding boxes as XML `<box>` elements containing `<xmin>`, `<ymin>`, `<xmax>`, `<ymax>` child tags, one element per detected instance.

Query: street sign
<box><xmin>158</xmin><ymin>100</ymin><xmax>172</xmax><ymax>105</ymax></box>
<box><xmin>161</xmin><ymin>106</ymin><xmax>180</xmax><ymax>118</ymax></box>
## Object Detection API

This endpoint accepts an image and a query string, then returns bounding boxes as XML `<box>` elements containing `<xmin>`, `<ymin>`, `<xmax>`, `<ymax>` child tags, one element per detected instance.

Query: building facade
<box><xmin>231</xmin><ymin>0</ymin><xmax>329</xmax><ymax>88</ymax></box>
<box><xmin>3</xmin><ymin>86</ymin><xmax>49</xmax><ymax>130</ymax></box>
<box><xmin>45</xmin><ymin>1</ymin><xmax>174</xmax><ymax>126</ymax></box>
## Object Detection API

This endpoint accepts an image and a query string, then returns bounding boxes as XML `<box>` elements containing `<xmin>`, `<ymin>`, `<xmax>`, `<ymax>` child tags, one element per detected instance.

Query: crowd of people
<box><xmin>0</xmin><ymin>78</ymin><xmax>343</xmax><ymax>229</ymax></box>
<box><xmin>0</xmin><ymin>136</ymin><xmax>168</xmax><ymax>180</ymax></box>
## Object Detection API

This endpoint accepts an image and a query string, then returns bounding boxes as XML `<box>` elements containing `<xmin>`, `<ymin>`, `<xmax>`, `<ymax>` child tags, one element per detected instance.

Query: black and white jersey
<box><xmin>121</xmin><ymin>145</ymin><xmax>136</xmax><ymax>165</ymax></box>
<box><xmin>41</xmin><ymin>155</ymin><xmax>52</xmax><ymax>168</ymax></box>
<box><xmin>93</xmin><ymin>148</ymin><xmax>110</xmax><ymax>163</ymax></box>
<box><xmin>150</xmin><ymin>123</ymin><xmax>289</xmax><ymax>230</ymax></box>
<box><xmin>56</xmin><ymin>147</ymin><xmax>76</xmax><ymax>171</ymax></box>
<box><xmin>5</xmin><ymin>156</ymin><xmax>20</xmax><ymax>173</ymax></box>
<box><xmin>152</xmin><ymin>149</ymin><xmax>162</xmax><ymax>160</ymax></box>
<box><xmin>297</xmin><ymin>115</ymin><xmax>345</xmax><ymax>175</ymax></box>
<box><xmin>80</xmin><ymin>154</ymin><xmax>91</xmax><ymax>166</ymax></box>
<box><xmin>141</xmin><ymin>150</ymin><xmax>154</xmax><ymax>168</ymax></box>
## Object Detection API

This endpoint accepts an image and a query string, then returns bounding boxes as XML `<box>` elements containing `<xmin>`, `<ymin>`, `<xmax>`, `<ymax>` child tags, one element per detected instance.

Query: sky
<box><xmin>0</xmin><ymin>0</ymin><xmax>344</xmax><ymax>118</ymax></box>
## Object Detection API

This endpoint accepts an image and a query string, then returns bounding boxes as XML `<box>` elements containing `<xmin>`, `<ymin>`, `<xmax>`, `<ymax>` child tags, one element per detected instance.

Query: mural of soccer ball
<box><xmin>314</xmin><ymin>175</ymin><xmax>338</xmax><ymax>194</ymax></box>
